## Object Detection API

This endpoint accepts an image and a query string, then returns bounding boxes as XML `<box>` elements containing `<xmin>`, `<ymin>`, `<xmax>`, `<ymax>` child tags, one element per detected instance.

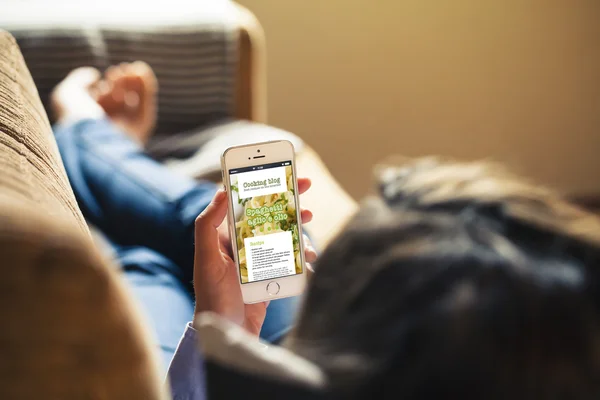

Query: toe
<box><xmin>105</xmin><ymin>65</ymin><xmax>120</xmax><ymax>82</ymax></box>
<box><xmin>96</xmin><ymin>80</ymin><xmax>119</xmax><ymax>113</ymax></box>
<box><xmin>93</xmin><ymin>81</ymin><xmax>110</xmax><ymax>99</ymax></box>
<box><xmin>123</xmin><ymin>84</ymin><xmax>141</xmax><ymax>109</ymax></box>
<box><xmin>119</xmin><ymin>74</ymin><xmax>144</xmax><ymax>108</ymax></box>
<box><xmin>131</xmin><ymin>61</ymin><xmax>158</xmax><ymax>93</ymax></box>
<box><xmin>119</xmin><ymin>62</ymin><xmax>157</xmax><ymax>116</ymax></box>
<box><xmin>96</xmin><ymin>62</ymin><xmax>157</xmax><ymax>144</ymax></box>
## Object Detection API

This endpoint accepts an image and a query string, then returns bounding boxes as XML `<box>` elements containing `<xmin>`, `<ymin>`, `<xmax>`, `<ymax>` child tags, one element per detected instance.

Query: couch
<box><xmin>0</xmin><ymin>4</ymin><xmax>355</xmax><ymax>397</ymax></box>
<box><xmin>0</xmin><ymin>29</ymin><xmax>167</xmax><ymax>399</ymax></box>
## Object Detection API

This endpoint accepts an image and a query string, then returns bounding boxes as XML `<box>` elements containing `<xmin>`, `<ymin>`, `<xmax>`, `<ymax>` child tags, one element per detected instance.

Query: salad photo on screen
<box><xmin>230</xmin><ymin>165</ymin><xmax>302</xmax><ymax>283</ymax></box>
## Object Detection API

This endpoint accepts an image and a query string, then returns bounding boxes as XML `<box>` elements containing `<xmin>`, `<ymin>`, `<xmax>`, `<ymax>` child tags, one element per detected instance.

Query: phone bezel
<box><xmin>221</xmin><ymin>140</ymin><xmax>307</xmax><ymax>304</ymax></box>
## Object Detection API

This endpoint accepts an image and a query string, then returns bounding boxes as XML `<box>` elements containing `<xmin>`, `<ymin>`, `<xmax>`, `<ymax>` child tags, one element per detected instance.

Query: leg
<box><xmin>55</xmin><ymin>118</ymin><xmax>216</xmax><ymax>282</ymax></box>
<box><xmin>51</xmin><ymin>64</ymin><xmax>299</xmax><ymax>349</ymax></box>
<box><xmin>116</xmin><ymin>245</ymin><xmax>195</xmax><ymax>370</ymax></box>
<box><xmin>260</xmin><ymin>296</ymin><xmax>301</xmax><ymax>343</ymax></box>
<box><xmin>52</xmin><ymin>65</ymin><xmax>216</xmax><ymax>281</ymax></box>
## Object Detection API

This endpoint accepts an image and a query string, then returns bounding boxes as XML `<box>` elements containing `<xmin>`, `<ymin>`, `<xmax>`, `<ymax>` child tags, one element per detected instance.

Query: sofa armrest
<box><xmin>234</xmin><ymin>3</ymin><xmax>267</xmax><ymax>123</ymax></box>
<box><xmin>0</xmin><ymin>29</ymin><xmax>88</xmax><ymax>232</ymax></box>
<box><xmin>296</xmin><ymin>147</ymin><xmax>358</xmax><ymax>248</ymax></box>
<box><xmin>0</xmin><ymin>198</ymin><xmax>168</xmax><ymax>399</ymax></box>
<box><xmin>1</xmin><ymin>0</ymin><xmax>264</xmax><ymax>135</ymax></box>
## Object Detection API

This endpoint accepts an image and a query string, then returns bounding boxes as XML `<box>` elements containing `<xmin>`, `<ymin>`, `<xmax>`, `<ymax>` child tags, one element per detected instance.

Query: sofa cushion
<box><xmin>147</xmin><ymin>119</ymin><xmax>358</xmax><ymax>248</ymax></box>
<box><xmin>1</xmin><ymin>0</ymin><xmax>238</xmax><ymax>136</ymax></box>
<box><xmin>147</xmin><ymin>118</ymin><xmax>305</xmax><ymax>181</ymax></box>
<box><xmin>0</xmin><ymin>30</ymin><xmax>87</xmax><ymax>232</ymax></box>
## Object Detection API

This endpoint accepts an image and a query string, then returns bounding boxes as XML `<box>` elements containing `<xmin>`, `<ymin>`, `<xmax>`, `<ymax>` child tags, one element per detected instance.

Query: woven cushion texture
<box><xmin>0</xmin><ymin>30</ymin><xmax>86</xmax><ymax>231</ymax></box>
<box><xmin>2</xmin><ymin>0</ymin><xmax>238</xmax><ymax>136</ymax></box>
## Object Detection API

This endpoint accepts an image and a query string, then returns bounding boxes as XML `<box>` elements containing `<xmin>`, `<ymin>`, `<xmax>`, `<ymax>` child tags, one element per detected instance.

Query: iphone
<box><xmin>221</xmin><ymin>140</ymin><xmax>306</xmax><ymax>303</ymax></box>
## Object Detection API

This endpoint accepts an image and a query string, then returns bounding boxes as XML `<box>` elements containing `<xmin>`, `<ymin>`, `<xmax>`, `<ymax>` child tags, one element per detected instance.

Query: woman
<box><xmin>186</xmin><ymin>157</ymin><xmax>600</xmax><ymax>399</ymax></box>
<box><xmin>50</xmin><ymin>63</ymin><xmax>317</xmax><ymax>368</ymax></box>
<box><xmin>52</xmin><ymin>62</ymin><xmax>600</xmax><ymax>398</ymax></box>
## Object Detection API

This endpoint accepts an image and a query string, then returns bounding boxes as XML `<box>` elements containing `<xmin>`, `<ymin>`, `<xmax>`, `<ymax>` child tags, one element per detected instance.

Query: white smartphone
<box><xmin>221</xmin><ymin>140</ymin><xmax>307</xmax><ymax>304</ymax></box>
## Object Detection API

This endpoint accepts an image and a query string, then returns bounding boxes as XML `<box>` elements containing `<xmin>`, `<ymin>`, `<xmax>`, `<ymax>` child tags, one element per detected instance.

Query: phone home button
<box><xmin>266</xmin><ymin>281</ymin><xmax>280</xmax><ymax>295</ymax></box>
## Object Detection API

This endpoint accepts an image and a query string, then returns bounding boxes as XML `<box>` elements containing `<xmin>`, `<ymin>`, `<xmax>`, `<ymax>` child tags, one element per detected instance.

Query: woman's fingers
<box><xmin>298</xmin><ymin>178</ymin><xmax>314</xmax><ymax>265</ymax></box>
<box><xmin>304</xmin><ymin>249</ymin><xmax>318</xmax><ymax>264</ymax></box>
<box><xmin>297</xmin><ymin>178</ymin><xmax>312</xmax><ymax>195</ymax></box>
<box><xmin>298</xmin><ymin>178</ymin><xmax>312</xmax><ymax>223</ymax></box>
<box><xmin>303</xmin><ymin>234</ymin><xmax>317</xmax><ymax>264</ymax></box>
<box><xmin>300</xmin><ymin>208</ymin><xmax>313</xmax><ymax>224</ymax></box>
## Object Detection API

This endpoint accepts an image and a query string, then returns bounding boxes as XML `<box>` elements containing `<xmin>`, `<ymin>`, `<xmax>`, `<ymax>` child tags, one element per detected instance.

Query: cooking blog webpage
<box><xmin>229</xmin><ymin>161</ymin><xmax>302</xmax><ymax>284</ymax></box>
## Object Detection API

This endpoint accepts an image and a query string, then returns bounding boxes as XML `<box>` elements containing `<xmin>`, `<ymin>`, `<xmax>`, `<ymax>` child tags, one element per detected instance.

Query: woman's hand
<box><xmin>193</xmin><ymin>178</ymin><xmax>317</xmax><ymax>336</ymax></box>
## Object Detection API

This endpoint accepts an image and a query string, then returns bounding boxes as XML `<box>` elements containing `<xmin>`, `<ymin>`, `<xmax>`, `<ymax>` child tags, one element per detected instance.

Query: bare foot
<box><xmin>50</xmin><ymin>67</ymin><xmax>105</xmax><ymax>125</ymax></box>
<box><xmin>95</xmin><ymin>62</ymin><xmax>158</xmax><ymax>145</ymax></box>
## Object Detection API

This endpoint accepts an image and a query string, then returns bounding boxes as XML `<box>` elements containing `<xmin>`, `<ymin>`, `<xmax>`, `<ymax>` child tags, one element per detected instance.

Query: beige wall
<box><xmin>238</xmin><ymin>0</ymin><xmax>600</xmax><ymax>199</ymax></box>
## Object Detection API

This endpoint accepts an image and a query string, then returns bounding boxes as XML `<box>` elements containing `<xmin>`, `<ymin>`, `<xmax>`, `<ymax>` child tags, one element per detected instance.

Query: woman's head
<box><xmin>288</xmin><ymin>158</ymin><xmax>600</xmax><ymax>399</ymax></box>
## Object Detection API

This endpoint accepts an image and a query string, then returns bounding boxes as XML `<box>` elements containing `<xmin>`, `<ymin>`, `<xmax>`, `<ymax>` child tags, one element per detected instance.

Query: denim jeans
<box><xmin>54</xmin><ymin>118</ymin><xmax>299</xmax><ymax>368</ymax></box>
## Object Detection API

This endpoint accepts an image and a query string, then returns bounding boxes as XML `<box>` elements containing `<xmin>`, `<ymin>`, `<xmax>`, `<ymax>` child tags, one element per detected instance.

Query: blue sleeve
<box><xmin>167</xmin><ymin>323</ymin><xmax>207</xmax><ymax>400</ymax></box>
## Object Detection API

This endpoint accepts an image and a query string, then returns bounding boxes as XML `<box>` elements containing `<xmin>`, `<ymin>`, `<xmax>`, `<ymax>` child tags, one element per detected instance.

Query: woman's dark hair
<box><xmin>287</xmin><ymin>158</ymin><xmax>600</xmax><ymax>399</ymax></box>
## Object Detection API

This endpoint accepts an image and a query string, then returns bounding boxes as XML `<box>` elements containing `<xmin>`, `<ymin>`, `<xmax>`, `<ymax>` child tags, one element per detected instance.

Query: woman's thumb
<box><xmin>195</xmin><ymin>189</ymin><xmax>228</xmax><ymax>250</ymax></box>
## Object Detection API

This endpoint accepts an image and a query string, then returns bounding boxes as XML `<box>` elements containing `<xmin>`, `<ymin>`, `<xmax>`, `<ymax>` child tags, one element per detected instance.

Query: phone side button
<box><xmin>266</xmin><ymin>282</ymin><xmax>280</xmax><ymax>295</ymax></box>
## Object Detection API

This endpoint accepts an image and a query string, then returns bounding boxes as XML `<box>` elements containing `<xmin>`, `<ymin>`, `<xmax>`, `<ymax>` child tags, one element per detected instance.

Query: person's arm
<box><xmin>167</xmin><ymin>323</ymin><xmax>207</xmax><ymax>400</ymax></box>
<box><xmin>167</xmin><ymin>313</ymin><xmax>325</xmax><ymax>400</ymax></box>
<box><xmin>167</xmin><ymin>186</ymin><xmax>316</xmax><ymax>399</ymax></box>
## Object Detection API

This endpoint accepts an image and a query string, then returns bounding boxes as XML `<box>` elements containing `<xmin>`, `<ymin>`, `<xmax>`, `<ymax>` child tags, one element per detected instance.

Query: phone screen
<box><xmin>229</xmin><ymin>160</ymin><xmax>302</xmax><ymax>284</ymax></box>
